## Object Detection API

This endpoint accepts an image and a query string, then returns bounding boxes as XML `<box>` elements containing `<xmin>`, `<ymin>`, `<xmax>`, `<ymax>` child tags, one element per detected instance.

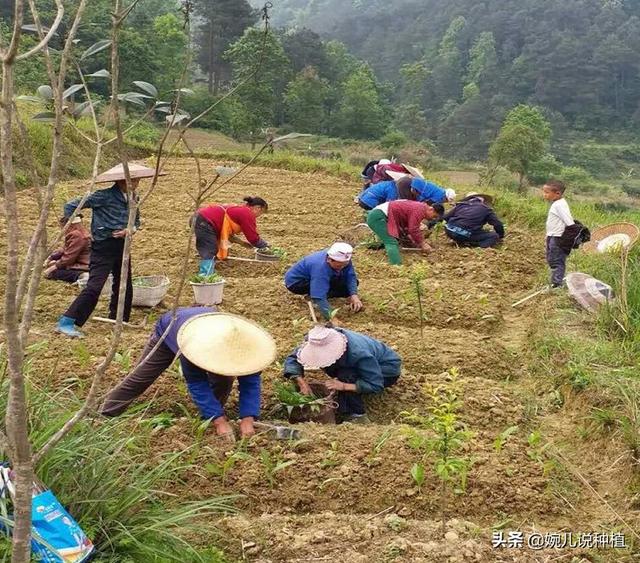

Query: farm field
<box><xmin>1</xmin><ymin>158</ymin><xmax>636</xmax><ymax>562</ymax></box>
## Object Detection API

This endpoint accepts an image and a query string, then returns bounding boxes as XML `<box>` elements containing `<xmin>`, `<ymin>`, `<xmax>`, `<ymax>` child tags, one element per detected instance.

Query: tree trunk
<box><xmin>2</xmin><ymin>56</ymin><xmax>35</xmax><ymax>563</ymax></box>
<box><xmin>207</xmin><ymin>22</ymin><xmax>214</xmax><ymax>95</ymax></box>
<box><xmin>518</xmin><ymin>171</ymin><xmax>526</xmax><ymax>192</ymax></box>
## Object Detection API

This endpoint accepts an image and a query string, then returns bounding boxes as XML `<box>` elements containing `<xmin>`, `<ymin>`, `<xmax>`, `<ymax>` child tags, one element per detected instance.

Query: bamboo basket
<box><xmin>581</xmin><ymin>222</ymin><xmax>639</xmax><ymax>254</ymax></box>
<box><xmin>132</xmin><ymin>275</ymin><xmax>170</xmax><ymax>307</ymax></box>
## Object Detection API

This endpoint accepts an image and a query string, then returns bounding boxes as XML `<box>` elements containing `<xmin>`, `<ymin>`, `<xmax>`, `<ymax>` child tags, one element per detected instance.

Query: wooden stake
<box><xmin>511</xmin><ymin>286</ymin><xmax>549</xmax><ymax>308</ymax></box>
<box><xmin>91</xmin><ymin>316</ymin><xmax>141</xmax><ymax>328</ymax></box>
<box><xmin>307</xmin><ymin>300</ymin><xmax>318</xmax><ymax>324</ymax></box>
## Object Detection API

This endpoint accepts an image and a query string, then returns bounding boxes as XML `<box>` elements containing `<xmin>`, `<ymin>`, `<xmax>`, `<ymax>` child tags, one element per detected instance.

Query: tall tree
<box><xmin>333</xmin><ymin>64</ymin><xmax>387</xmax><ymax>139</ymax></box>
<box><xmin>193</xmin><ymin>0</ymin><xmax>258</xmax><ymax>94</ymax></box>
<box><xmin>284</xmin><ymin>66</ymin><xmax>329</xmax><ymax>132</ymax></box>
<box><xmin>224</xmin><ymin>28</ymin><xmax>291</xmax><ymax>141</ymax></box>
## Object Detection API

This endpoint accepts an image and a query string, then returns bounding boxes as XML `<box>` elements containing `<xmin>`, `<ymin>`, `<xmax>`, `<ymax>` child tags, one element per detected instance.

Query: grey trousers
<box><xmin>546</xmin><ymin>236</ymin><xmax>568</xmax><ymax>287</ymax></box>
<box><xmin>101</xmin><ymin>332</ymin><xmax>232</xmax><ymax>417</ymax></box>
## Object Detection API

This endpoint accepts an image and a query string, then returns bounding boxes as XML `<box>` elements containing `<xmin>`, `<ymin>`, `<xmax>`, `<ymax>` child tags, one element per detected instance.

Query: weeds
<box><xmin>113</xmin><ymin>349</ymin><xmax>132</xmax><ymax>371</ymax></box>
<box><xmin>206</xmin><ymin>446</ymin><xmax>252</xmax><ymax>486</ymax></box>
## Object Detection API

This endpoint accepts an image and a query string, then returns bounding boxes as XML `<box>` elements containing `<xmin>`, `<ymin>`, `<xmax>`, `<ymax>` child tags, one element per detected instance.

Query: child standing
<box><xmin>542</xmin><ymin>180</ymin><xmax>574</xmax><ymax>288</ymax></box>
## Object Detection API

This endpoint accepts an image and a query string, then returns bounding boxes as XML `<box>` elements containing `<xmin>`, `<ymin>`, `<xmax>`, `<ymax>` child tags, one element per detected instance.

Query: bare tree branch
<box><xmin>16</xmin><ymin>0</ymin><xmax>64</xmax><ymax>61</ymax></box>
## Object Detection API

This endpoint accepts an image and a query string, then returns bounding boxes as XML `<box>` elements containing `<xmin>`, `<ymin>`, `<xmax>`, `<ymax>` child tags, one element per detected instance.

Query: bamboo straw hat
<box><xmin>566</xmin><ymin>272</ymin><xmax>614</xmax><ymax>312</ymax></box>
<box><xmin>95</xmin><ymin>162</ymin><xmax>167</xmax><ymax>183</ymax></box>
<box><xmin>177</xmin><ymin>312</ymin><xmax>277</xmax><ymax>376</ymax></box>
<box><xmin>581</xmin><ymin>222</ymin><xmax>639</xmax><ymax>254</ymax></box>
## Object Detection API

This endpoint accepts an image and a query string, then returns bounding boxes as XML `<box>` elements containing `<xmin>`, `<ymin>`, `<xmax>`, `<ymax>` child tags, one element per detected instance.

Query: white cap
<box><xmin>445</xmin><ymin>189</ymin><xmax>457</xmax><ymax>202</ymax></box>
<box><xmin>374</xmin><ymin>158</ymin><xmax>392</xmax><ymax>170</ymax></box>
<box><xmin>327</xmin><ymin>242</ymin><xmax>354</xmax><ymax>262</ymax></box>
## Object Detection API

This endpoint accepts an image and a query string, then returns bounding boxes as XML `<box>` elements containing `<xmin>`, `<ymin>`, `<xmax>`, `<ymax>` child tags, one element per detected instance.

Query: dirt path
<box><xmin>1</xmin><ymin>159</ymin><xmax>634</xmax><ymax>562</ymax></box>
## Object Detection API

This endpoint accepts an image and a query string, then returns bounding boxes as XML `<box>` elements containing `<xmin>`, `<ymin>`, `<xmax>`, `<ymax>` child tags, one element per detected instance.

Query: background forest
<box><xmin>4</xmin><ymin>0</ymin><xmax>640</xmax><ymax>189</ymax></box>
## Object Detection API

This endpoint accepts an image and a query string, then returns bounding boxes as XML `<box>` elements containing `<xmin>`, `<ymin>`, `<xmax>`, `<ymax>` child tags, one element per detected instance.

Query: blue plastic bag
<box><xmin>30</xmin><ymin>490</ymin><xmax>94</xmax><ymax>562</ymax></box>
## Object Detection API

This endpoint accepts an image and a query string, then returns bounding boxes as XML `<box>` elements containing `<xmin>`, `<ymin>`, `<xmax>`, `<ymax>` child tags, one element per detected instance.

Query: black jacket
<box><xmin>558</xmin><ymin>221</ymin><xmax>590</xmax><ymax>254</ymax></box>
<box><xmin>443</xmin><ymin>198</ymin><xmax>505</xmax><ymax>238</ymax></box>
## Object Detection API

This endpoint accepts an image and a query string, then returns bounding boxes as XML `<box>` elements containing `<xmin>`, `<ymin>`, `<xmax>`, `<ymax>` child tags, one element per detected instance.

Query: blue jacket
<box><xmin>443</xmin><ymin>198</ymin><xmax>505</xmax><ymax>238</ymax></box>
<box><xmin>411</xmin><ymin>178</ymin><xmax>447</xmax><ymax>204</ymax></box>
<box><xmin>358</xmin><ymin>181</ymin><xmax>398</xmax><ymax>209</ymax></box>
<box><xmin>154</xmin><ymin>307</ymin><xmax>261</xmax><ymax>420</ymax></box>
<box><xmin>284</xmin><ymin>250</ymin><xmax>358</xmax><ymax>319</ymax></box>
<box><xmin>283</xmin><ymin>328</ymin><xmax>401</xmax><ymax>395</ymax></box>
<box><xmin>64</xmin><ymin>184</ymin><xmax>141</xmax><ymax>242</ymax></box>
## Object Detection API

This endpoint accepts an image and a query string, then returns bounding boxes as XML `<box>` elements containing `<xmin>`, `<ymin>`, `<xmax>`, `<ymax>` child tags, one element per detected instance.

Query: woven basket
<box><xmin>582</xmin><ymin>222</ymin><xmax>639</xmax><ymax>254</ymax></box>
<box><xmin>132</xmin><ymin>275</ymin><xmax>170</xmax><ymax>307</ymax></box>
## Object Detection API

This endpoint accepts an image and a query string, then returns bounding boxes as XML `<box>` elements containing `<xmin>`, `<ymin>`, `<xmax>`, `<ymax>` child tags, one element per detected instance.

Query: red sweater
<box><xmin>197</xmin><ymin>204</ymin><xmax>261</xmax><ymax>246</ymax></box>
<box><xmin>53</xmin><ymin>225</ymin><xmax>91</xmax><ymax>270</ymax></box>
<box><xmin>387</xmin><ymin>200</ymin><xmax>428</xmax><ymax>248</ymax></box>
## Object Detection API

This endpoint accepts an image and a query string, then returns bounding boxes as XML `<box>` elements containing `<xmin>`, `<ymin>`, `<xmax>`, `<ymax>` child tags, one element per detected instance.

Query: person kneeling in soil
<box><xmin>101</xmin><ymin>308</ymin><xmax>276</xmax><ymax>440</ymax></box>
<box><xmin>366</xmin><ymin>199</ymin><xmax>444</xmax><ymax>265</ymax></box>
<box><xmin>43</xmin><ymin>215</ymin><xmax>91</xmax><ymax>284</ymax></box>
<box><xmin>192</xmin><ymin>196</ymin><xmax>270</xmax><ymax>275</ymax></box>
<box><xmin>442</xmin><ymin>192</ymin><xmax>505</xmax><ymax>249</ymax></box>
<box><xmin>283</xmin><ymin>326</ymin><xmax>401</xmax><ymax>424</ymax></box>
<box><xmin>284</xmin><ymin>242</ymin><xmax>363</xmax><ymax>320</ymax></box>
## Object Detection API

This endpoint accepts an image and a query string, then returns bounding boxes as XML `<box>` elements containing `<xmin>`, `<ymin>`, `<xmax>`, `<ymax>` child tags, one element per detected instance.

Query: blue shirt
<box><xmin>284</xmin><ymin>250</ymin><xmax>359</xmax><ymax>318</ymax></box>
<box><xmin>154</xmin><ymin>307</ymin><xmax>217</xmax><ymax>354</ymax></box>
<box><xmin>64</xmin><ymin>184</ymin><xmax>141</xmax><ymax>242</ymax></box>
<box><xmin>357</xmin><ymin>181</ymin><xmax>398</xmax><ymax>209</ymax></box>
<box><xmin>411</xmin><ymin>178</ymin><xmax>447</xmax><ymax>204</ymax></box>
<box><xmin>283</xmin><ymin>328</ymin><xmax>401</xmax><ymax>394</ymax></box>
<box><xmin>154</xmin><ymin>307</ymin><xmax>261</xmax><ymax>420</ymax></box>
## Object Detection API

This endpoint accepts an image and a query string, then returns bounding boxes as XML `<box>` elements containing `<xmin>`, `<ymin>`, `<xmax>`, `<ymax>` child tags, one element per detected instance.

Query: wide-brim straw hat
<box><xmin>402</xmin><ymin>164</ymin><xmax>424</xmax><ymax>179</ymax></box>
<box><xmin>177</xmin><ymin>312</ymin><xmax>277</xmax><ymax>376</ymax></box>
<box><xmin>386</xmin><ymin>170</ymin><xmax>411</xmax><ymax>182</ymax></box>
<box><xmin>296</xmin><ymin>326</ymin><xmax>348</xmax><ymax>369</ymax></box>
<box><xmin>582</xmin><ymin>222</ymin><xmax>639</xmax><ymax>254</ymax></box>
<box><xmin>566</xmin><ymin>272</ymin><xmax>614</xmax><ymax>313</ymax></box>
<box><xmin>95</xmin><ymin>162</ymin><xmax>167</xmax><ymax>183</ymax></box>
<box><xmin>462</xmin><ymin>192</ymin><xmax>494</xmax><ymax>205</ymax></box>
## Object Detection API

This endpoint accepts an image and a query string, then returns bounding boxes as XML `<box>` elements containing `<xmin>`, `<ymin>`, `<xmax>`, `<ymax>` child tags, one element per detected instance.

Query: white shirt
<box><xmin>374</xmin><ymin>202</ymin><xmax>391</xmax><ymax>215</ymax></box>
<box><xmin>546</xmin><ymin>198</ymin><xmax>574</xmax><ymax>237</ymax></box>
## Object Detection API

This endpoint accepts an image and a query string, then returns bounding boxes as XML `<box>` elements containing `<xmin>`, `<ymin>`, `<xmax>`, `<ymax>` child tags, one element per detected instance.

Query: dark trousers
<box><xmin>192</xmin><ymin>214</ymin><xmax>219</xmax><ymax>260</ymax></box>
<box><xmin>286</xmin><ymin>278</ymin><xmax>352</xmax><ymax>299</ymax></box>
<box><xmin>546</xmin><ymin>236</ymin><xmax>568</xmax><ymax>287</ymax></box>
<box><xmin>101</xmin><ymin>332</ymin><xmax>233</xmax><ymax>417</ymax></box>
<box><xmin>47</xmin><ymin>268</ymin><xmax>84</xmax><ymax>284</ymax></box>
<box><xmin>333</xmin><ymin>372</ymin><xmax>399</xmax><ymax>416</ymax></box>
<box><xmin>358</xmin><ymin>201</ymin><xmax>373</xmax><ymax>211</ymax></box>
<box><xmin>446</xmin><ymin>229</ymin><xmax>500</xmax><ymax>248</ymax></box>
<box><xmin>64</xmin><ymin>238</ymin><xmax>132</xmax><ymax>326</ymax></box>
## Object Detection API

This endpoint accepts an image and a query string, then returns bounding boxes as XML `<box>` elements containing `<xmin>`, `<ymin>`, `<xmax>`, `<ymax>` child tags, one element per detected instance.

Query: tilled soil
<box><xmin>1</xmin><ymin>158</ymin><xmax>636</xmax><ymax>562</ymax></box>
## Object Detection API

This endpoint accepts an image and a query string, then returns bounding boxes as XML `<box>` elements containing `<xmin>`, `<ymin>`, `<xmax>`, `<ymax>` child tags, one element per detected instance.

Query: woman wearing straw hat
<box><xmin>101</xmin><ymin>308</ymin><xmax>276</xmax><ymax>440</ymax></box>
<box><xmin>284</xmin><ymin>243</ymin><xmax>363</xmax><ymax>320</ymax></box>
<box><xmin>283</xmin><ymin>326</ymin><xmax>401</xmax><ymax>424</ymax></box>
<box><xmin>56</xmin><ymin>163</ymin><xmax>165</xmax><ymax>338</ymax></box>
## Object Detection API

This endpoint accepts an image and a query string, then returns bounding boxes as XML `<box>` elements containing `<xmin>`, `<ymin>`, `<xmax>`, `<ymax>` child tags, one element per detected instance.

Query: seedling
<box><xmin>410</xmin><ymin>462</ymin><xmax>426</xmax><ymax>489</ymax></box>
<box><xmin>493</xmin><ymin>425</ymin><xmax>519</xmax><ymax>453</ymax></box>
<box><xmin>143</xmin><ymin>412</ymin><xmax>175</xmax><ymax>433</ymax></box>
<box><xmin>320</xmin><ymin>441</ymin><xmax>340</xmax><ymax>469</ymax></box>
<box><xmin>259</xmin><ymin>448</ymin><xmax>296</xmax><ymax>487</ymax></box>
<box><xmin>205</xmin><ymin>447</ymin><xmax>252</xmax><ymax>485</ymax></box>
<box><xmin>189</xmin><ymin>272</ymin><xmax>224</xmax><ymax>283</ymax></box>
<box><xmin>114</xmin><ymin>349</ymin><xmax>132</xmax><ymax>371</ymax></box>
<box><xmin>401</xmin><ymin>368</ymin><xmax>473</xmax><ymax>533</ymax></box>
<box><xmin>365</xmin><ymin>428</ymin><xmax>393</xmax><ymax>467</ymax></box>
<box><xmin>274</xmin><ymin>382</ymin><xmax>332</xmax><ymax>416</ymax></box>
<box><xmin>258</xmin><ymin>246</ymin><xmax>287</xmax><ymax>259</ymax></box>
<box><xmin>405</xmin><ymin>263</ymin><xmax>429</xmax><ymax>339</ymax></box>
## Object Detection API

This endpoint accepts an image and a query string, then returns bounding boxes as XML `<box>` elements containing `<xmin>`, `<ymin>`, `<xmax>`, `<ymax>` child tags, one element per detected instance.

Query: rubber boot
<box><xmin>56</xmin><ymin>315</ymin><xmax>84</xmax><ymax>338</ymax></box>
<box><xmin>198</xmin><ymin>259</ymin><xmax>214</xmax><ymax>276</ymax></box>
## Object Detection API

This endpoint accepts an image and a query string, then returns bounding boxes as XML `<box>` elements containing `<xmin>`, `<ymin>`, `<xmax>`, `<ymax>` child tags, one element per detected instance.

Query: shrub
<box><xmin>379</xmin><ymin>130</ymin><xmax>409</xmax><ymax>151</ymax></box>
